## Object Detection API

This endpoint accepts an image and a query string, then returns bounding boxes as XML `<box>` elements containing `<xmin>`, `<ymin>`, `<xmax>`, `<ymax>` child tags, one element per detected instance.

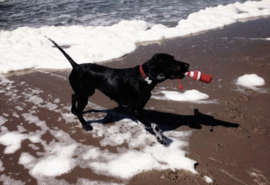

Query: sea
<box><xmin>0</xmin><ymin>0</ymin><xmax>254</xmax><ymax>31</ymax></box>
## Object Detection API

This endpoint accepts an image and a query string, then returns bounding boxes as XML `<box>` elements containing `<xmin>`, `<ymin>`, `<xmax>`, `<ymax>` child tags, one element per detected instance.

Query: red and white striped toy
<box><xmin>177</xmin><ymin>70</ymin><xmax>213</xmax><ymax>90</ymax></box>
<box><xmin>185</xmin><ymin>70</ymin><xmax>212</xmax><ymax>83</ymax></box>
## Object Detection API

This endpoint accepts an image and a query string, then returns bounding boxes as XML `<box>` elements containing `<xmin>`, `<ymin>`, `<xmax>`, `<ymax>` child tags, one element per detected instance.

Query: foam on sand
<box><xmin>152</xmin><ymin>90</ymin><xmax>218</xmax><ymax>104</ymax></box>
<box><xmin>0</xmin><ymin>74</ymin><xmax>199</xmax><ymax>184</ymax></box>
<box><xmin>0</xmin><ymin>174</ymin><xmax>25</xmax><ymax>185</ymax></box>
<box><xmin>250</xmin><ymin>37</ymin><xmax>270</xmax><ymax>41</ymax></box>
<box><xmin>76</xmin><ymin>178</ymin><xmax>124</xmax><ymax>185</ymax></box>
<box><xmin>0</xmin><ymin>160</ymin><xmax>4</xmax><ymax>172</ymax></box>
<box><xmin>0</xmin><ymin>0</ymin><xmax>270</xmax><ymax>74</ymax></box>
<box><xmin>30</xmin><ymin>144</ymin><xmax>77</xmax><ymax>177</ymax></box>
<box><xmin>89</xmin><ymin>120</ymin><xmax>197</xmax><ymax>179</ymax></box>
<box><xmin>204</xmin><ymin>176</ymin><xmax>214</xmax><ymax>183</ymax></box>
<box><xmin>0</xmin><ymin>116</ymin><xmax>8</xmax><ymax>126</ymax></box>
<box><xmin>236</xmin><ymin>74</ymin><xmax>265</xmax><ymax>90</ymax></box>
<box><xmin>0</xmin><ymin>132</ymin><xmax>26</xmax><ymax>154</ymax></box>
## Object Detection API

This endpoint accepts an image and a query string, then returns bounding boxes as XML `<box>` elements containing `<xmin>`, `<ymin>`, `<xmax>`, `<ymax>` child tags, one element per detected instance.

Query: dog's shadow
<box><xmin>84</xmin><ymin>108</ymin><xmax>239</xmax><ymax>136</ymax></box>
<box><xmin>143</xmin><ymin>109</ymin><xmax>239</xmax><ymax>132</ymax></box>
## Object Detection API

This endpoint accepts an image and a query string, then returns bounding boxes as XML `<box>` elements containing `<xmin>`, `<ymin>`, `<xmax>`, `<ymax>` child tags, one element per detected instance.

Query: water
<box><xmin>0</xmin><ymin>0</ymin><xmax>269</xmax><ymax>74</ymax></box>
<box><xmin>0</xmin><ymin>0</ymin><xmax>251</xmax><ymax>31</ymax></box>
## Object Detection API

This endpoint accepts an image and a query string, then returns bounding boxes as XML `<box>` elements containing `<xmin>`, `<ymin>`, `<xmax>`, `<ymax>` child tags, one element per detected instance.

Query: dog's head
<box><xmin>147</xmin><ymin>53</ymin><xmax>189</xmax><ymax>82</ymax></box>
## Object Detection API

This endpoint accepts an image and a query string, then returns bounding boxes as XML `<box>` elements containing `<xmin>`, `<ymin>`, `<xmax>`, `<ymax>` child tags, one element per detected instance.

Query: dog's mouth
<box><xmin>168</xmin><ymin>63</ymin><xmax>189</xmax><ymax>80</ymax></box>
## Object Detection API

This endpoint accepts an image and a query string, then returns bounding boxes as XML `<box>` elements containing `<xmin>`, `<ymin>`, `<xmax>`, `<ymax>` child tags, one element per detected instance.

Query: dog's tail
<box><xmin>46</xmin><ymin>37</ymin><xmax>78</xmax><ymax>68</ymax></box>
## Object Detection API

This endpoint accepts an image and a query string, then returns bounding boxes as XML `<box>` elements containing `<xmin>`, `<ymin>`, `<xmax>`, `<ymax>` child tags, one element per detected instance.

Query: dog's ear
<box><xmin>150</xmin><ymin>54</ymin><xmax>164</xmax><ymax>67</ymax></box>
<box><xmin>151</xmin><ymin>54</ymin><xmax>165</xmax><ymax>64</ymax></box>
<box><xmin>152</xmin><ymin>54</ymin><xmax>159</xmax><ymax>61</ymax></box>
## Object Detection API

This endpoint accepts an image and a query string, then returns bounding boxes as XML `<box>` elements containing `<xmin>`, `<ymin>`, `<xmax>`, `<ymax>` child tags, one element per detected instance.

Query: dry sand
<box><xmin>0</xmin><ymin>17</ymin><xmax>270</xmax><ymax>184</ymax></box>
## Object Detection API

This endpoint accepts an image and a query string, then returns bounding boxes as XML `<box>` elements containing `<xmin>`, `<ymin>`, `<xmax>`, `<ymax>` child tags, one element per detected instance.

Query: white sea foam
<box><xmin>54</xmin><ymin>98</ymin><xmax>60</xmax><ymax>103</ymax></box>
<box><xmin>89</xmin><ymin>120</ymin><xmax>197</xmax><ymax>179</ymax></box>
<box><xmin>1</xmin><ymin>104</ymin><xmax>197</xmax><ymax>184</ymax></box>
<box><xmin>19</xmin><ymin>152</ymin><xmax>36</xmax><ymax>167</ymax></box>
<box><xmin>204</xmin><ymin>176</ymin><xmax>214</xmax><ymax>183</ymax></box>
<box><xmin>0</xmin><ymin>175</ymin><xmax>25</xmax><ymax>185</ymax></box>
<box><xmin>236</xmin><ymin>74</ymin><xmax>265</xmax><ymax>89</ymax></box>
<box><xmin>0</xmin><ymin>74</ymin><xmax>13</xmax><ymax>84</ymax></box>
<box><xmin>0</xmin><ymin>75</ymin><xmax>203</xmax><ymax>181</ymax></box>
<box><xmin>0</xmin><ymin>76</ymin><xmax>212</xmax><ymax>184</ymax></box>
<box><xmin>0</xmin><ymin>116</ymin><xmax>8</xmax><ymax>126</ymax></box>
<box><xmin>28</xmin><ymin>96</ymin><xmax>44</xmax><ymax>105</ymax></box>
<box><xmin>0</xmin><ymin>132</ymin><xmax>26</xmax><ymax>154</ymax></box>
<box><xmin>76</xmin><ymin>178</ymin><xmax>124</xmax><ymax>185</ymax></box>
<box><xmin>28</xmin><ymin>144</ymin><xmax>40</xmax><ymax>151</ymax></box>
<box><xmin>0</xmin><ymin>0</ymin><xmax>270</xmax><ymax>74</ymax></box>
<box><xmin>46</xmin><ymin>102</ymin><xmax>58</xmax><ymax>110</ymax></box>
<box><xmin>15</xmin><ymin>106</ymin><xmax>24</xmax><ymax>111</ymax></box>
<box><xmin>17</xmin><ymin>125</ymin><xmax>27</xmax><ymax>133</ymax></box>
<box><xmin>31</xmin><ymin>155</ymin><xmax>76</xmax><ymax>177</ymax></box>
<box><xmin>22</xmin><ymin>113</ymin><xmax>46</xmax><ymax>128</ymax></box>
<box><xmin>250</xmin><ymin>37</ymin><xmax>270</xmax><ymax>41</ymax></box>
<box><xmin>0</xmin><ymin>160</ymin><xmax>4</xmax><ymax>172</ymax></box>
<box><xmin>152</xmin><ymin>90</ymin><xmax>218</xmax><ymax>104</ymax></box>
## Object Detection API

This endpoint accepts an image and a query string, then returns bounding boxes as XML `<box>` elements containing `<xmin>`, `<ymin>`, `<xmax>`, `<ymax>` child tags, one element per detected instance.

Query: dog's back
<box><xmin>69</xmin><ymin>63</ymin><xmax>149</xmax><ymax>107</ymax></box>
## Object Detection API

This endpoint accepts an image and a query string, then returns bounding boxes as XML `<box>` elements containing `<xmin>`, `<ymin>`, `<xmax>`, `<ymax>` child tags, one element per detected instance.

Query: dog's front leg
<box><xmin>150</xmin><ymin>123</ymin><xmax>166</xmax><ymax>145</ymax></box>
<box><xmin>134</xmin><ymin>111</ymin><xmax>167</xmax><ymax>145</ymax></box>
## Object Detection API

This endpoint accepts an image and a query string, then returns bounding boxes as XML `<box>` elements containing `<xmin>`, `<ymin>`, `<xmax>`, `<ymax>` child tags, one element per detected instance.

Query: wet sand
<box><xmin>1</xmin><ymin>17</ymin><xmax>270</xmax><ymax>184</ymax></box>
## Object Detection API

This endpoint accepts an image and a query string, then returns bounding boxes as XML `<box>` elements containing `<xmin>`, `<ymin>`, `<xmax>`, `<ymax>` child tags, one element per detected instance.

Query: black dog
<box><xmin>47</xmin><ymin>38</ymin><xmax>189</xmax><ymax>145</ymax></box>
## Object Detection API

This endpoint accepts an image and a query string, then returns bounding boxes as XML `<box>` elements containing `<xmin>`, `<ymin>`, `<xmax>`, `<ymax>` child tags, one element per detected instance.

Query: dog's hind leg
<box><xmin>76</xmin><ymin>95</ymin><xmax>93</xmax><ymax>131</ymax></box>
<box><xmin>71</xmin><ymin>94</ymin><xmax>77</xmax><ymax>115</ymax></box>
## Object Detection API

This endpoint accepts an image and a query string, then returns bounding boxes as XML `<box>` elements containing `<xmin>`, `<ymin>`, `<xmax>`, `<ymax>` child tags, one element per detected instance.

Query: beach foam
<box><xmin>0</xmin><ymin>160</ymin><xmax>4</xmax><ymax>172</ymax></box>
<box><xmin>0</xmin><ymin>75</ymin><xmax>198</xmax><ymax>183</ymax></box>
<box><xmin>0</xmin><ymin>0</ymin><xmax>270</xmax><ymax>74</ymax></box>
<box><xmin>0</xmin><ymin>132</ymin><xmax>26</xmax><ymax>154</ymax></box>
<box><xmin>152</xmin><ymin>90</ymin><xmax>218</xmax><ymax>104</ymax></box>
<box><xmin>0</xmin><ymin>174</ymin><xmax>25</xmax><ymax>185</ymax></box>
<box><xmin>250</xmin><ymin>37</ymin><xmax>270</xmax><ymax>41</ymax></box>
<box><xmin>0</xmin><ymin>116</ymin><xmax>8</xmax><ymax>126</ymax></box>
<box><xmin>204</xmin><ymin>176</ymin><xmax>214</xmax><ymax>183</ymax></box>
<box><xmin>76</xmin><ymin>179</ymin><xmax>124</xmax><ymax>185</ymax></box>
<box><xmin>236</xmin><ymin>74</ymin><xmax>265</xmax><ymax>89</ymax></box>
<box><xmin>89</xmin><ymin>120</ymin><xmax>197</xmax><ymax>179</ymax></box>
<box><xmin>30</xmin><ymin>146</ymin><xmax>77</xmax><ymax>177</ymax></box>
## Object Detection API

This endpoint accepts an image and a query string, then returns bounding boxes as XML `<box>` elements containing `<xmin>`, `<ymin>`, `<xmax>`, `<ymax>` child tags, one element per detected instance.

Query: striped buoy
<box><xmin>185</xmin><ymin>71</ymin><xmax>212</xmax><ymax>83</ymax></box>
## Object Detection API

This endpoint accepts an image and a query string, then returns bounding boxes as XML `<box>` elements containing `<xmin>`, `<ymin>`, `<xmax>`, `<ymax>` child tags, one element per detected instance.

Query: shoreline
<box><xmin>0</xmin><ymin>17</ymin><xmax>270</xmax><ymax>184</ymax></box>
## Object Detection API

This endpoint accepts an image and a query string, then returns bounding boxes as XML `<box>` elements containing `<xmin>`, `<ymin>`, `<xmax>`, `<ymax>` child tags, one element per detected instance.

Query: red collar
<box><xmin>139</xmin><ymin>65</ymin><xmax>147</xmax><ymax>79</ymax></box>
<box><xmin>139</xmin><ymin>65</ymin><xmax>153</xmax><ymax>85</ymax></box>
<box><xmin>140</xmin><ymin>64</ymin><xmax>183</xmax><ymax>89</ymax></box>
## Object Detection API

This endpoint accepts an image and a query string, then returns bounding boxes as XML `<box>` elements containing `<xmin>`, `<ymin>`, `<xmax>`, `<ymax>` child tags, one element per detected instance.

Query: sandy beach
<box><xmin>0</xmin><ymin>17</ymin><xmax>270</xmax><ymax>185</ymax></box>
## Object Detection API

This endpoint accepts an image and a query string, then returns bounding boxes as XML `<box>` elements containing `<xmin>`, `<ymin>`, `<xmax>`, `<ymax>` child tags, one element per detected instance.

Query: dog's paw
<box><xmin>151</xmin><ymin>123</ymin><xmax>167</xmax><ymax>145</ymax></box>
<box><xmin>83</xmin><ymin>124</ymin><xmax>93</xmax><ymax>131</ymax></box>
<box><xmin>71</xmin><ymin>108</ymin><xmax>77</xmax><ymax>116</ymax></box>
<box><xmin>157</xmin><ymin>137</ymin><xmax>167</xmax><ymax>145</ymax></box>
